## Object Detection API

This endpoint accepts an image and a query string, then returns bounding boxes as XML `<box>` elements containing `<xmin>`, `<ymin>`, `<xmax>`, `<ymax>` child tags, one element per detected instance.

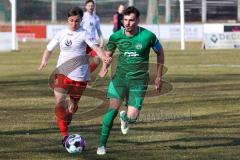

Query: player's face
<box><xmin>118</xmin><ymin>5</ymin><xmax>125</xmax><ymax>14</ymax></box>
<box><xmin>124</xmin><ymin>13</ymin><xmax>139</xmax><ymax>33</ymax></box>
<box><xmin>68</xmin><ymin>15</ymin><xmax>81</xmax><ymax>31</ymax></box>
<box><xmin>85</xmin><ymin>2</ymin><xmax>95</xmax><ymax>13</ymax></box>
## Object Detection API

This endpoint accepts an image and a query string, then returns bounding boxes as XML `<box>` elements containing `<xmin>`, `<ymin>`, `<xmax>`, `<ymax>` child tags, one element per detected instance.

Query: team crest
<box><xmin>135</xmin><ymin>43</ymin><xmax>143</xmax><ymax>50</ymax></box>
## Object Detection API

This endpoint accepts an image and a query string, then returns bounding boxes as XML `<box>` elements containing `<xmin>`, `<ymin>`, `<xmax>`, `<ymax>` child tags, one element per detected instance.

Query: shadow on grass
<box><xmin>0</xmin><ymin>124</ymin><xmax>116</xmax><ymax>160</ymax></box>
<box><xmin>0</xmin><ymin>111</ymin><xmax>240</xmax><ymax>159</ymax></box>
<box><xmin>168</xmin><ymin>74</ymin><xmax>240</xmax><ymax>83</ymax></box>
<box><xmin>117</xmin><ymin>137</ymin><xmax>240</xmax><ymax>150</ymax></box>
<box><xmin>0</xmin><ymin>123</ymin><xmax>103</xmax><ymax>136</ymax></box>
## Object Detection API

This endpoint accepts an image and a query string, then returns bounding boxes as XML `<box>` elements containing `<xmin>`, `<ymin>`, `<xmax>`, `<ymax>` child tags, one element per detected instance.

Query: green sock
<box><xmin>99</xmin><ymin>108</ymin><xmax>118</xmax><ymax>147</ymax></box>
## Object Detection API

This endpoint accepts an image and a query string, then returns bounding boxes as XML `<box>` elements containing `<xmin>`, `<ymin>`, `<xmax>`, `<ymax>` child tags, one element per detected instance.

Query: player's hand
<box><xmin>104</xmin><ymin>51</ymin><xmax>112</xmax><ymax>64</ymax></box>
<box><xmin>38</xmin><ymin>61</ymin><xmax>48</xmax><ymax>71</ymax></box>
<box><xmin>155</xmin><ymin>77</ymin><xmax>163</xmax><ymax>92</ymax></box>
<box><xmin>104</xmin><ymin>56</ymin><xmax>112</xmax><ymax>64</ymax></box>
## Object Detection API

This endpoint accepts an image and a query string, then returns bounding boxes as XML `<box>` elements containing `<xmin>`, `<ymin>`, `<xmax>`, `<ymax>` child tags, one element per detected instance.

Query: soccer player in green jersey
<box><xmin>97</xmin><ymin>6</ymin><xmax>165</xmax><ymax>155</ymax></box>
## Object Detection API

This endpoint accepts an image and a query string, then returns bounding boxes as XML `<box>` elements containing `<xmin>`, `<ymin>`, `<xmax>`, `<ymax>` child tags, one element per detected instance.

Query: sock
<box><xmin>57</xmin><ymin>118</ymin><xmax>68</xmax><ymax>137</ymax></box>
<box><xmin>55</xmin><ymin>105</ymin><xmax>68</xmax><ymax>137</ymax></box>
<box><xmin>90</xmin><ymin>61</ymin><xmax>99</xmax><ymax>72</ymax></box>
<box><xmin>122</xmin><ymin>112</ymin><xmax>137</xmax><ymax>124</ymax></box>
<box><xmin>99</xmin><ymin>108</ymin><xmax>118</xmax><ymax>147</ymax></box>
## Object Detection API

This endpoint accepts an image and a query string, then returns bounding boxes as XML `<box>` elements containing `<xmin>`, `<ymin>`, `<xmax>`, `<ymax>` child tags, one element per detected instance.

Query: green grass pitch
<box><xmin>0</xmin><ymin>41</ymin><xmax>240</xmax><ymax>160</ymax></box>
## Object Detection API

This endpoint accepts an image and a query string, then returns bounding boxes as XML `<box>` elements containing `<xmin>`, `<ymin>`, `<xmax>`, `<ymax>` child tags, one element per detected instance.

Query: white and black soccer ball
<box><xmin>65</xmin><ymin>134</ymin><xmax>86</xmax><ymax>153</ymax></box>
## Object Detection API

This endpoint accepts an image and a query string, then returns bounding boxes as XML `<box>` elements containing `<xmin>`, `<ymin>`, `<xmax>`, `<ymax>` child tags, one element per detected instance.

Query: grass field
<box><xmin>0</xmin><ymin>41</ymin><xmax>240</xmax><ymax>160</ymax></box>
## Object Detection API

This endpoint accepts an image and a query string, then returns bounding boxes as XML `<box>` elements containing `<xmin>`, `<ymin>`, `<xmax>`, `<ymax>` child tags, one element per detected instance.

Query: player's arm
<box><xmin>89</xmin><ymin>44</ymin><xmax>112</xmax><ymax>78</ymax></box>
<box><xmin>98</xmin><ymin>36</ymin><xmax>117</xmax><ymax>77</ymax></box>
<box><xmin>152</xmin><ymin>40</ymin><xmax>165</xmax><ymax>91</ymax></box>
<box><xmin>38</xmin><ymin>39</ymin><xmax>58</xmax><ymax>70</ymax></box>
<box><xmin>84</xmin><ymin>33</ymin><xmax>111</xmax><ymax>65</ymax></box>
<box><xmin>90</xmin><ymin>44</ymin><xmax>111</xmax><ymax>63</ymax></box>
<box><xmin>113</xmin><ymin>14</ymin><xmax>118</xmax><ymax>30</ymax></box>
<box><xmin>96</xmin><ymin>17</ymin><xmax>104</xmax><ymax>48</ymax></box>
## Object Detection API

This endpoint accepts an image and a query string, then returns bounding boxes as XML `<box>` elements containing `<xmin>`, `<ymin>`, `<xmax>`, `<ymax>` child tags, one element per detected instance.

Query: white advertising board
<box><xmin>203</xmin><ymin>24</ymin><xmax>224</xmax><ymax>33</ymax></box>
<box><xmin>0</xmin><ymin>32</ymin><xmax>12</xmax><ymax>52</ymax></box>
<box><xmin>46</xmin><ymin>25</ymin><xmax>67</xmax><ymax>40</ymax></box>
<box><xmin>46</xmin><ymin>24</ymin><xmax>204</xmax><ymax>41</ymax></box>
<box><xmin>156</xmin><ymin>24</ymin><xmax>203</xmax><ymax>41</ymax></box>
<box><xmin>204</xmin><ymin>32</ymin><xmax>240</xmax><ymax>49</ymax></box>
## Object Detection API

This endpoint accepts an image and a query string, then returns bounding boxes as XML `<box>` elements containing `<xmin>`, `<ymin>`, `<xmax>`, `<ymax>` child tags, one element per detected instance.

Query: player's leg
<box><xmin>67</xmin><ymin>81</ymin><xmax>87</xmax><ymax>125</ymax></box>
<box><xmin>54</xmin><ymin>74</ymin><xmax>70</xmax><ymax>139</ymax></box>
<box><xmin>68</xmin><ymin>98</ymin><xmax>79</xmax><ymax>114</ymax></box>
<box><xmin>97</xmin><ymin>98</ymin><xmax>121</xmax><ymax>155</ymax></box>
<box><xmin>97</xmin><ymin>75</ymin><xmax>126</xmax><ymax>155</ymax></box>
<box><xmin>53</xmin><ymin>74</ymin><xmax>87</xmax><ymax>149</ymax></box>
<box><xmin>120</xmin><ymin>106</ymin><xmax>139</xmax><ymax>135</ymax></box>
<box><xmin>120</xmin><ymin>82</ymin><xmax>148</xmax><ymax>135</ymax></box>
<box><xmin>54</xmin><ymin>89</ymin><xmax>69</xmax><ymax>142</ymax></box>
<box><xmin>65</xmin><ymin>98</ymin><xmax>78</xmax><ymax>126</ymax></box>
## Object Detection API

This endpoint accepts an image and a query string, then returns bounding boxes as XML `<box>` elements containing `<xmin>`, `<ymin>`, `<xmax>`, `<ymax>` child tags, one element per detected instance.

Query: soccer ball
<box><xmin>65</xmin><ymin>134</ymin><xmax>86</xmax><ymax>153</ymax></box>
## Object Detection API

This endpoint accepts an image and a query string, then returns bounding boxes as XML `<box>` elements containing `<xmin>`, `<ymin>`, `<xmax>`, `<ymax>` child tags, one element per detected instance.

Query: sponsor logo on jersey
<box><xmin>124</xmin><ymin>51</ymin><xmax>139</xmax><ymax>57</ymax></box>
<box><xmin>65</xmin><ymin>40</ymin><xmax>72</xmax><ymax>47</ymax></box>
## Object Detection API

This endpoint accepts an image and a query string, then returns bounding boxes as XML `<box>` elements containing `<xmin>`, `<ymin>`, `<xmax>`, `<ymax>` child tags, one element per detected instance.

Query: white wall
<box><xmin>0</xmin><ymin>32</ymin><xmax>12</xmax><ymax>52</ymax></box>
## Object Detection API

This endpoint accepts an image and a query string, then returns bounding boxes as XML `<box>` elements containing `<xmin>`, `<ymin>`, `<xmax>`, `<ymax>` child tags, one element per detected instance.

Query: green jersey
<box><xmin>107</xmin><ymin>27</ymin><xmax>160</xmax><ymax>79</ymax></box>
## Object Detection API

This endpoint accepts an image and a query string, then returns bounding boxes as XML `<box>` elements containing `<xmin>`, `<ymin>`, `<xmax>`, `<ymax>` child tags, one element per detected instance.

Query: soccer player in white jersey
<box><xmin>81</xmin><ymin>0</ymin><xmax>104</xmax><ymax>73</ymax></box>
<box><xmin>38</xmin><ymin>7</ymin><xmax>110</xmax><ymax>147</ymax></box>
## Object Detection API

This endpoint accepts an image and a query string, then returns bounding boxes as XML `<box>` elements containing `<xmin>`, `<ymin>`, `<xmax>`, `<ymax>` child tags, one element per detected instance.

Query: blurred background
<box><xmin>0</xmin><ymin>0</ymin><xmax>239</xmax><ymax>24</ymax></box>
<box><xmin>1</xmin><ymin>0</ymin><xmax>240</xmax><ymax>50</ymax></box>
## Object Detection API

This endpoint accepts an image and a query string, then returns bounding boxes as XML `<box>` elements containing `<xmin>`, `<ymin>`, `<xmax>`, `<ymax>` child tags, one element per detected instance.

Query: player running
<box><xmin>97</xmin><ymin>6</ymin><xmax>165</xmax><ymax>155</ymax></box>
<box><xmin>38</xmin><ymin>7</ymin><xmax>110</xmax><ymax>147</ymax></box>
<box><xmin>81</xmin><ymin>0</ymin><xmax>104</xmax><ymax>73</ymax></box>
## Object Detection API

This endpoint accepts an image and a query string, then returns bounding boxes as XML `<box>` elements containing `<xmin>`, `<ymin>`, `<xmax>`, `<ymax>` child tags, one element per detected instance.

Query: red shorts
<box><xmin>54</xmin><ymin>74</ymin><xmax>87</xmax><ymax>101</ymax></box>
<box><xmin>86</xmin><ymin>45</ymin><xmax>98</xmax><ymax>57</ymax></box>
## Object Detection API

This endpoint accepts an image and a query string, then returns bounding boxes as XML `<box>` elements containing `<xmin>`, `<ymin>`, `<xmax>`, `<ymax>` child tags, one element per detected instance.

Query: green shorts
<box><xmin>107</xmin><ymin>74</ymin><xmax>148</xmax><ymax>110</ymax></box>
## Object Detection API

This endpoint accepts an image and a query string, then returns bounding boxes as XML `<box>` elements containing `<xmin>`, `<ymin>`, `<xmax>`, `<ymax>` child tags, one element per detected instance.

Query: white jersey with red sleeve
<box><xmin>47</xmin><ymin>28</ymin><xmax>95</xmax><ymax>81</ymax></box>
<box><xmin>81</xmin><ymin>12</ymin><xmax>101</xmax><ymax>42</ymax></box>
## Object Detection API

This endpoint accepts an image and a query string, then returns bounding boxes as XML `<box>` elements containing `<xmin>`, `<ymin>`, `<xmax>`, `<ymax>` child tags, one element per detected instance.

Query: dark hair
<box><xmin>123</xmin><ymin>6</ymin><xmax>140</xmax><ymax>18</ymax></box>
<box><xmin>67</xmin><ymin>7</ymin><xmax>83</xmax><ymax>18</ymax></box>
<box><xmin>118</xmin><ymin>4</ymin><xmax>125</xmax><ymax>8</ymax></box>
<box><xmin>85</xmin><ymin>0</ymin><xmax>95</xmax><ymax>5</ymax></box>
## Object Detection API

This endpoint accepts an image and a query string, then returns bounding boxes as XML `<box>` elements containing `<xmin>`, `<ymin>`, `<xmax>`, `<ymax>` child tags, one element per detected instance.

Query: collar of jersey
<box><xmin>85</xmin><ymin>11</ymin><xmax>95</xmax><ymax>16</ymax></box>
<box><xmin>123</xmin><ymin>27</ymin><xmax>141</xmax><ymax>38</ymax></box>
<box><xmin>68</xmin><ymin>27</ymin><xmax>81</xmax><ymax>33</ymax></box>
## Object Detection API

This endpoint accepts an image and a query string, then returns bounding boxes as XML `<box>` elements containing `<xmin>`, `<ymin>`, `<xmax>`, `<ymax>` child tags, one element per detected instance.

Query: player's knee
<box><xmin>109</xmin><ymin>100</ymin><xmax>121</xmax><ymax>110</ymax></box>
<box><xmin>69</xmin><ymin>104</ymin><xmax>78</xmax><ymax>113</ymax></box>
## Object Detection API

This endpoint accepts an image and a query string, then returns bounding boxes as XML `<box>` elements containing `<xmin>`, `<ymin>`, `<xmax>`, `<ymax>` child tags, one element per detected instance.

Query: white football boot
<box><xmin>97</xmin><ymin>146</ymin><xmax>106</xmax><ymax>155</ymax></box>
<box><xmin>120</xmin><ymin>110</ymin><xmax>129</xmax><ymax>135</ymax></box>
